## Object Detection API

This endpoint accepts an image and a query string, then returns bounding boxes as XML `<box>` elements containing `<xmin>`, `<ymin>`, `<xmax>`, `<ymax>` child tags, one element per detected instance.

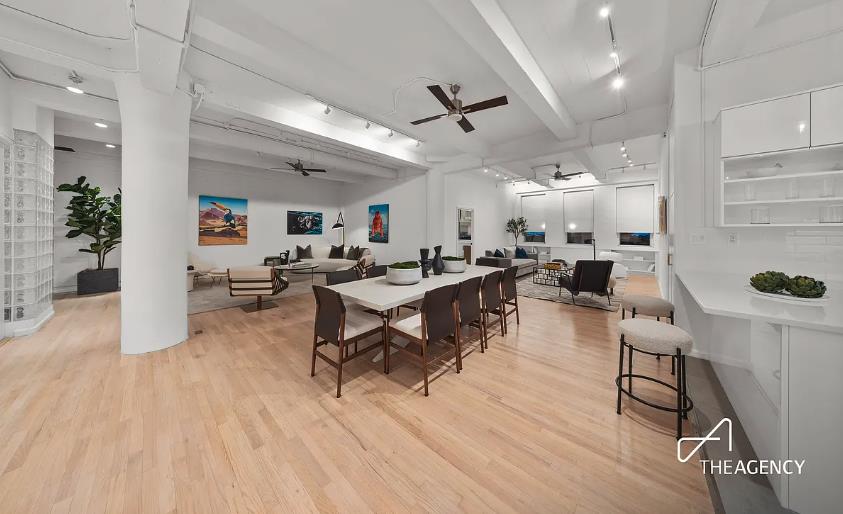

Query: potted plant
<box><xmin>57</xmin><ymin>176</ymin><xmax>122</xmax><ymax>295</ymax></box>
<box><xmin>442</xmin><ymin>256</ymin><xmax>466</xmax><ymax>273</ymax></box>
<box><xmin>505</xmin><ymin>217</ymin><xmax>528</xmax><ymax>245</ymax></box>
<box><xmin>386</xmin><ymin>261</ymin><xmax>422</xmax><ymax>285</ymax></box>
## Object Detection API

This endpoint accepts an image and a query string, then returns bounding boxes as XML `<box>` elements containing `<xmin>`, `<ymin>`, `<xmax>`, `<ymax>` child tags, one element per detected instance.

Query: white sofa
<box><xmin>295</xmin><ymin>245</ymin><xmax>374</xmax><ymax>273</ymax></box>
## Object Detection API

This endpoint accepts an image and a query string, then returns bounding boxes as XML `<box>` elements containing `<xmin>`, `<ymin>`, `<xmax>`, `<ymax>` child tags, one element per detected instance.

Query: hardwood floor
<box><xmin>0</xmin><ymin>276</ymin><xmax>712</xmax><ymax>513</ymax></box>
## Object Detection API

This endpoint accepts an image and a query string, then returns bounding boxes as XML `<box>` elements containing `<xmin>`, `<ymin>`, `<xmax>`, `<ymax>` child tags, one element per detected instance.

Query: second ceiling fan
<box><xmin>269</xmin><ymin>159</ymin><xmax>327</xmax><ymax>177</ymax></box>
<box><xmin>411</xmin><ymin>84</ymin><xmax>508</xmax><ymax>133</ymax></box>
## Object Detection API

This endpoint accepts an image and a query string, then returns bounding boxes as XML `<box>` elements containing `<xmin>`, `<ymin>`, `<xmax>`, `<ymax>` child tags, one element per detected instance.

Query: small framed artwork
<box><xmin>368</xmin><ymin>204</ymin><xmax>389</xmax><ymax>243</ymax></box>
<box><xmin>287</xmin><ymin>211</ymin><xmax>323</xmax><ymax>235</ymax></box>
<box><xmin>198</xmin><ymin>195</ymin><xmax>248</xmax><ymax>245</ymax></box>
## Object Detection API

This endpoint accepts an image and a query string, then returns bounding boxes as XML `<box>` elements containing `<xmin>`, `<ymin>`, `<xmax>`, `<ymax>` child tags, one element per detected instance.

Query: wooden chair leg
<box><xmin>257</xmin><ymin>296</ymin><xmax>263</xmax><ymax>310</ymax></box>
<box><xmin>336</xmin><ymin>339</ymin><xmax>345</xmax><ymax>398</ymax></box>
<box><xmin>421</xmin><ymin>339</ymin><xmax>429</xmax><ymax>396</ymax></box>
<box><xmin>454</xmin><ymin>329</ymin><xmax>462</xmax><ymax>373</ymax></box>
<box><xmin>514</xmin><ymin>297</ymin><xmax>520</xmax><ymax>324</ymax></box>
<box><xmin>382</xmin><ymin>322</ymin><xmax>389</xmax><ymax>374</ymax></box>
<box><xmin>310</xmin><ymin>334</ymin><xmax>318</xmax><ymax>377</ymax></box>
<box><xmin>499</xmin><ymin>305</ymin><xmax>506</xmax><ymax>335</ymax></box>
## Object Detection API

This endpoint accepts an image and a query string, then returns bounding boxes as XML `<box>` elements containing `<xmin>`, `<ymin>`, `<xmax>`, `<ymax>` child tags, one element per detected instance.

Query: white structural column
<box><xmin>115</xmin><ymin>74</ymin><xmax>191</xmax><ymax>354</ymax></box>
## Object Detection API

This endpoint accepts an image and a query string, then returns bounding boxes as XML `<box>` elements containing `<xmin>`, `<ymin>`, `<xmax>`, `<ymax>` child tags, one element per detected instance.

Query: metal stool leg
<box><xmin>676</xmin><ymin>349</ymin><xmax>683</xmax><ymax>439</ymax></box>
<box><xmin>616</xmin><ymin>336</ymin><xmax>625</xmax><ymax>414</ymax></box>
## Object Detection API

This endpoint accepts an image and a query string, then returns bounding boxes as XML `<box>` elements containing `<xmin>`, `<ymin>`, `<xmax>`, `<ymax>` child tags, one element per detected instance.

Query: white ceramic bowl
<box><xmin>386</xmin><ymin>266</ymin><xmax>422</xmax><ymax>285</ymax></box>
<box><xmin>443</xmin><ymin>259</ymin><xmax>466</xmax><ymax>273</ymax></box>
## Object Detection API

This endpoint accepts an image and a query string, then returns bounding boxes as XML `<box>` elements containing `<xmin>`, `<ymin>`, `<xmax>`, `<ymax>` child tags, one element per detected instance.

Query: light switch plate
<box><xmin>728</xmin><ymin>232</ymin><xmax>739</xmax><ymax>244</ymax></box>
<box><xmin>690</xmin><ymin>232</ymin><xmax>706</xmax><ymax>245</ymax></box>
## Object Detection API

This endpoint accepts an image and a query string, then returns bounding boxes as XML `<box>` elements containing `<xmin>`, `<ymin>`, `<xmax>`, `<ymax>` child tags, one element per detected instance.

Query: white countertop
<box><xmin>676</xmin><ymin>270</ymin><xmax>843</xmax><ymax>333</ymax></box>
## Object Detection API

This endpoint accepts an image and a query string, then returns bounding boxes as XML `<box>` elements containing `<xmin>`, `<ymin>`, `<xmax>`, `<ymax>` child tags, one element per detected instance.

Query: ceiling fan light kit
<box><xmin>410</xmin><ymin>83</ymin><xmax>508</xmax><ymax>133</ymax></box>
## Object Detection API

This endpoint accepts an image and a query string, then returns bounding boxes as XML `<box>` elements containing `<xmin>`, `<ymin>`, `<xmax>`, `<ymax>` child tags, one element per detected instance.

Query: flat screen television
<box><xmin>619</xmin><ymin>232</ymin><xmax>651</xmax><ymax>246</ymax></box>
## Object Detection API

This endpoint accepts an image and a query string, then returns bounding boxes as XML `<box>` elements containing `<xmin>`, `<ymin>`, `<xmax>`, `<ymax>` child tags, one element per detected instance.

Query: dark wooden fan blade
<box><xmin>428</xmin><ymin>85</ymin><xmax>455</xmax><ymax>110</ymax></box>
<box><xmin>410</xmin><ymin>113</ymin><xmax>447</xmax><ymax>125</ymax></box>
<box><xmin>301</xmin><ymin>168</ymin><xmax>327</xmax><ymax>173</ymax></box>
<box><xmin>302</xmin><ymin>171</ymin><xmax>309</xmax><ymax>177</ymax></box>
<box><xmin>462</xmin><ymin>95</ymin><xmax>508</xmax><ymax>114</ymax></box>
<box><xmin>457</xmin><ymin>116</ymin><xmax>475</xmax><ymax>133</ymax></box>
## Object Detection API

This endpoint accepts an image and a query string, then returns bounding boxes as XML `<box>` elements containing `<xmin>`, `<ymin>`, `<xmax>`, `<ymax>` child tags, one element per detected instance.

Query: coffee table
<box><xmin>275</xmin><ymin>262</ymin><xmax>320</xmax><ymax>283</ymax></box>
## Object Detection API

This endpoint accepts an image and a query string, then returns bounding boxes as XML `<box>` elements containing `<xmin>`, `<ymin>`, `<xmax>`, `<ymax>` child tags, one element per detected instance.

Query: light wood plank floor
<box><xmin>0</xmin><ymin>276</ymin><xmax>712</xmax><ymax>513</ymax></box>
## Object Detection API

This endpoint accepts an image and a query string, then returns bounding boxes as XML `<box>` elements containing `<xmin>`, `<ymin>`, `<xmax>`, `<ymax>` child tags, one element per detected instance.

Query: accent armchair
<box><xmin>558</xmin><ymin>260</ymin><xmax>614</xmax><ymax>306</ymax></box>
<box><xmin>227</xmin><ymin>266</ymin><xmax>288</xmax><ymax>312</ymax></box>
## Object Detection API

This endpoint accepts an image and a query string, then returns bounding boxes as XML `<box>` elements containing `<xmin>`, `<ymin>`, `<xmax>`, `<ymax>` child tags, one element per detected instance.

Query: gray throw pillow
<box><xmin>296</xmin><ymin>244</ymin><xmax>312</xmax><ymax>259</ymax></box>
<box><xmin>504</xmin><ymin>248</ymin><xmax>515</xmax><ymax>258</ymax></box>
<box><xmin>346</xmin><ymin>245</ymin><xmax>360</xmax><ymax>260</ymax></box>
<box><xmin>329</xmin><ymin>244</ymin><xmax>345</xmax><ymax>259</ymax></box>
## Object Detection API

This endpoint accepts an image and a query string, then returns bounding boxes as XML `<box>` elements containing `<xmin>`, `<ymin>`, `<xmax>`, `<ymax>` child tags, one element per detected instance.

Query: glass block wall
<box><xmin>3</xmin><ymin>130</ymin><xmax>54</xmax><ymax>324</ymax></box>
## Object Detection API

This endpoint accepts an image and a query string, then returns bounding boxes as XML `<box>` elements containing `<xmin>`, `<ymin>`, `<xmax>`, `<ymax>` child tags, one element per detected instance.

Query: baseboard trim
<box><xmin>9</xmin><ymin>307</ymin><xmax>55</xmax><ymax>337</ymax></box>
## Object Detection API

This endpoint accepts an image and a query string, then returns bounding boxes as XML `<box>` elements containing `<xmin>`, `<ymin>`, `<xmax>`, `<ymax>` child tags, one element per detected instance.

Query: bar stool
<box><xmin>615</xmin><ymin>318</ymin><xmax>694</xmax><ymax>439</ymax></box>
<box><xmin>622</xmin><ymin>294</ymin><xmax>676</xmax><ymax>374</ymax></box>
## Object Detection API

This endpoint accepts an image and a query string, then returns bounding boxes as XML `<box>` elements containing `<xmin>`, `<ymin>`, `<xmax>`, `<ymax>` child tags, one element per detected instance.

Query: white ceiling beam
<box><xmin>427</xmin><ymin>0</ymin><xmax>577</xmax><ymax>141</ymax></box>
<box><xmin>12</xmin><ymin>81</ymin><xmax>120</xmax><ymax>123</ymax></box>
<box><xmin>189</xmin><ymin>122</ymin><xmax>399</xmax><ymax>180</ymax></box>
<box><xmin>700</xmin><ymin>0</ymin><xmax>771</xmax><ymax>67</ymax></box>
<box><xmin>130</xmin><ymin>0</ymin><xmax>192</xmax><ymax>93</ymax></box>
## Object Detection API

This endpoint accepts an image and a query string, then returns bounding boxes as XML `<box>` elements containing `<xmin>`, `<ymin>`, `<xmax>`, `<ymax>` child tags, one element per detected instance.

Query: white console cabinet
<box><xmin>810</xmin><ymin>85</ymin><xmax>843</xmax><ymax>147</ymax></box>
<box><xmin>721</xmin><ymin>94</ymin><xmax>810</xmax><ymax>158</ymax></box>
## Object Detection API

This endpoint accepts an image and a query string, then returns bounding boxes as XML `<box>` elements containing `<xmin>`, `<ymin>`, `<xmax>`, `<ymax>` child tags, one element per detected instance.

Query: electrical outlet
<box><xmin>728</xmin><ymin>232</ymin><xmax>739</xmax><ymax>244</ymax></box>
<box><xmin>690</xmin><ymin>232</ymin><xmax>705</xmax><ymax>245</ymax></box>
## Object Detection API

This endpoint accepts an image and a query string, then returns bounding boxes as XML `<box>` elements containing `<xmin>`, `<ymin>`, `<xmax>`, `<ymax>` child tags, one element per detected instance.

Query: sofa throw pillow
<box><xmin>493</xmin><ymin>249</ymin><xmax>505</xmax><ymax>258</ymax></box>
<box><xmin>515</xmin><ymin>247</ymin><xmax>528</xmax><ymax>259</ymax></box>
<box><xmin>346</xmin><ymin>245</ymin><xmax>359</xmax><ymax>260</ymax></box>
<box><xmin>485</xmin><ymin>250</ymin><xmax>493</xmax><ymax>257</ymax></box>
<box><xmin>296</xmin><ymin>244</ymin><xmax>312</xmax><ymax>259</ymax></box>
<box><xmin>329</xmin><ymin>244</ymin><xmax>345</xmax><ymax>259</ymax></box>
<box><xmin>504</xmin><ymin>248</ymin><xmax>515</xmax><ymax>258</ymax></box>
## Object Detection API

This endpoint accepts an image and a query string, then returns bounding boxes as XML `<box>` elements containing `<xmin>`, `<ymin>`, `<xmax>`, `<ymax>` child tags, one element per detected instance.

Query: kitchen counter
<box><xmin>676</xmin><ymin>269</ymin><xmax>843</xmax><ymax>334</ymax></box>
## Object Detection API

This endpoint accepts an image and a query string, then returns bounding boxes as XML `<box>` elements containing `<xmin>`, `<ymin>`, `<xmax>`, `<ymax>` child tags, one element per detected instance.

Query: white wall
<box><xmin>188</xmin><ymin>161</ymin><xmax>344</xmax><ymax>269</ymax></box>
<box><xmin>0</xmin><ymin>71</ymin><xmax>12</xmax><ymax>141</ymax></box>
<box><xmin>53</xmin><ymin>136</ymin><xmax>123</xmax><ymax>292</ymax></box>
<box><xmin>342</xmin><ymin>173</ymin><xmax>428</xmax><ymax>264</ymax></box>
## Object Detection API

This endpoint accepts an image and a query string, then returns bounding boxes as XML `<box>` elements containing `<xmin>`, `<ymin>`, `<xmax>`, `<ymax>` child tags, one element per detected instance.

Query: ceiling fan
<box><xmin>552</xmin><ymin>164</ymin><xmax>585</xmax><ymax>181</ymax></box>
<box><xmin>269</xmin><ymin>159</ymin><xmax>327</xmax><ymax>177</ymax></box>
<box><xmin>410</xmin><ymin>84</ymin><xmax>508</xmax><ymax>133</ymax></box>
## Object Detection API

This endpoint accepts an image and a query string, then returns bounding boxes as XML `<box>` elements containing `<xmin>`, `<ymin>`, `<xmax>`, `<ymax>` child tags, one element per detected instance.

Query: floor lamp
<box><xmin>332</xmin><ymin>212</ymin><xmax>345</xmax><ymax>246</ymax></box>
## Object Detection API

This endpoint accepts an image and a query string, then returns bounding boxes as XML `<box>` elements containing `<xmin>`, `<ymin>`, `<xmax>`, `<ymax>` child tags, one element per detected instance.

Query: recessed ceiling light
<box><xmin>66</xmin><ymin>86</ymin><xmax>84</xmax><ymax>95</ymax></box>
<box><xmin>94</xmin><ymin>122</ymin><xmax>108</xmax><ymax>128</ymax></box>
<box><xmin>495</xmin><ymin>173</ymin><xmax>499</xmax><ymax>178</ymax></box>
<box><xmin>105</xmin><ymin>144</ymin><xmax>116</xmax><ymax>149</ymax></box>
<box><xmin>599</xmin><ymin>6</ymin><xmax>610</xmax><ymax>18</ymax></box>
<box><xmin>612</xmin><ymin>76</ymin><xmax>625</xmax><ymax>90</ymax></box>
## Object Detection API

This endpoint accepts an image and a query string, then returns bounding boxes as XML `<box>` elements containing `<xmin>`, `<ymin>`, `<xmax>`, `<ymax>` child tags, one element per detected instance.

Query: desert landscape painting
<box><xmin>198</xmin><ymin>195</ymin><xmax>248</xmax><ymax>245</ymax></box>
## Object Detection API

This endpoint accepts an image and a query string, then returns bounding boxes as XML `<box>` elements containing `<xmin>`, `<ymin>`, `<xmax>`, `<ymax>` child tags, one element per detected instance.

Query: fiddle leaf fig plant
<box><xmin>57</xmin><ymin>176</ymin><xmax>122</xmax><ymax>270</ymax></box>
<box><xmin>505</xmin><ymin>216</ymin><xmax>528</xmax><ymax>245</ymax></box>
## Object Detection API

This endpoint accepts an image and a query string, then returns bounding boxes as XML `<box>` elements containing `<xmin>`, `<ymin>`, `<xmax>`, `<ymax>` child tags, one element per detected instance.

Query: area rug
<box><xmin>188</xmin><ymin>272</ymin><xmax>321</xmax><ymax>314</ymax></box>
<box><xmin>516</xmin><ymin>275</ymin><xmax>625</xmax><ymax>312</ymax></box>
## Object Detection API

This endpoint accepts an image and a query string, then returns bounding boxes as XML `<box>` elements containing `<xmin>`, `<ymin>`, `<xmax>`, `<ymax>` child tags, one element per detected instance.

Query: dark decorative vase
<box><xmin>432</xmin><ymin>245</ymin><xmax>445</xmax><ymax>276</ymax></box>
<box><xmin>420</xmin><ymin>248</ymin><xmax>431</xmax><ymax>278</ymax></box>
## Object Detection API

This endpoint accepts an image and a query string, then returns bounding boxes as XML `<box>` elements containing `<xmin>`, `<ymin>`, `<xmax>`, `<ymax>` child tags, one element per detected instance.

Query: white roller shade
<box><xmin>563</xmin><ymin>190</ymin><xmax>594</xmax><ymax>232</ymax></box>
<box><xmin>521</xmin><ymin>194</ymin><xmax>548</xmax><ymax>232</ymax></box>
<box><xmin>616</xmin><ymin>185</ymin><xmax>654</xmax><ymax>233</ymax></box>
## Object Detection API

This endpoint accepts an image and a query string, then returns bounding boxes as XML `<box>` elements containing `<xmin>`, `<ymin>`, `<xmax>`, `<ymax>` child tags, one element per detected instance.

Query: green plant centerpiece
<box><xmin>505</xmin><ymin>217</ymin><xmax>528</xmax><ymax>245</ymax></box>
<box><xmin>443</xmin><ymin>256</ymin><xmax>464</xmax><ymax>261</ymax></box>
<box><xmin>749</xmin><ymin>271</ymin><xmax>789</xmax><ymax>293</ymax></box>
<box><xmin>57</xmin><ymin>176</ymin><xmax>122</xmax><ymax>295</ymax></box>
<box><xmin>785</xmin><ymin>276</ymin><xmax>827</xmax><ymax>298</ymax></box>
<box><xmin>388</xmin><ymin>261</ymin><xmax>420</xmax><ymax>269</ymax></box>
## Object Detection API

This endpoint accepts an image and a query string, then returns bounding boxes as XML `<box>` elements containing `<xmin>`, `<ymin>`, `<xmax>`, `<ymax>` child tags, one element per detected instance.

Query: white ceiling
<box><xmin>3</xmin><ymin>0</ymin><xmax>836</xmax><ymax>183</ymax></box>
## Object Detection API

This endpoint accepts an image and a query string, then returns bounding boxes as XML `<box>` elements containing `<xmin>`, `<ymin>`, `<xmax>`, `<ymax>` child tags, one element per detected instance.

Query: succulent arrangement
<box><xmin>388</xmin><ymin>261</ymin><xmax>420</xmax><ymax>269</ymax></box>
<box><xmin>749</xmin><ymin>271</ymin><xmax>789</xmax><ymax>293</ymax></box>
<box><xmin>750</xmin><ymin>271</ymin><xmax>827</xmax><ymax>298</ymax></box>
<box><xmin>784</xmin><ymin>275</ymin><xmax>827</xmax><ymax>298</ymax></box>
<box><xmin>443</xmin><ymin>256</ymin><xmax>464</xmax><ymax>261</ymax></box>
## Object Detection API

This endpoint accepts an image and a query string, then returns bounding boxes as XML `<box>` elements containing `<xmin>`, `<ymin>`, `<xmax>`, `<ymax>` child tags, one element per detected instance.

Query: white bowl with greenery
<box><xmin>386</xmin><ymin>262</ymin><xmax>422</xmax><ymax>285</ymax></box>
<box><xmin>443</xmin><ymin>256</ymin><xmax>466</xmax><ymax>273</ymax></box>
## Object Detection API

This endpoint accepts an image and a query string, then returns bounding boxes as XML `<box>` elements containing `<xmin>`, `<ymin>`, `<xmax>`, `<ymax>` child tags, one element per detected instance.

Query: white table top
<box><xmin>327</xmin><ymin>265</ymin><xmax>501</xmax><ymax>311</ymax></box>
<box><xmin>676</xmin><ymin>270</ymin><xmax>843</xmax><ymax>334</ymax></box>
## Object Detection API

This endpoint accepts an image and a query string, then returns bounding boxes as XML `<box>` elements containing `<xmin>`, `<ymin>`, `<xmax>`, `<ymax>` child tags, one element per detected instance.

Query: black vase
<box><xmin>431</xmin><ymin>245</ymin><xmax>445</xmax><ymax>276</ymax></box>
<box><xmin>419</xmin><ymin>248</ymin><xmax>431</xmax><ymax>278</ymax></box>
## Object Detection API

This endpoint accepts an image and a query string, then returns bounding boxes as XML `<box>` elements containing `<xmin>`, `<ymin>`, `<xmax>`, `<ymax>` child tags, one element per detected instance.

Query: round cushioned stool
<box><xmin>616</xmin><ymin>318</ymin><xmax>694</xmax><ymax>439</ymax></box>
<box><xmin>622</xmin><ymin>294</ymin><xmax>676</xmax><ymax>374</ymax></box>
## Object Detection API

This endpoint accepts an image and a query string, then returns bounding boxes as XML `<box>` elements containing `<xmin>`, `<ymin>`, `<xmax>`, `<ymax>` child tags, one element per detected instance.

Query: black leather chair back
<box><xmin>312</xmin><ymin>285</ymin><xmax>345</xmax><ymax>344</ymax></box>
<box><xmin>326</xmin><ymin>268</ymin><xmax>361</xmax><ymax>286</ymax></box>
<box><xmin>457</xmin><ymin>276</ymin><xmax>482</xmax><ymax>325</ymax></box>
<box><xmin>501</xmin><ymin>266</ymin><xmax>518</xmax><ymax>300</ymax></box>
<box><xmin>481</xmin><ymin>270</ymin><xmax>503</xmax><ymax>310</ymax></box>
<box><xmin>421</xmin><ymin>284</ymin><xmax>458</xmax><ymax>343</ymax></box>
<box><xmin>571</xmin><ymin>260</ymin><xmax>614</xmax><ymax>293</ymax></box>
<box><xmin>367</xmin><ymin>265</ymin><xmax>387</xmax><ymax>278</ymax></box>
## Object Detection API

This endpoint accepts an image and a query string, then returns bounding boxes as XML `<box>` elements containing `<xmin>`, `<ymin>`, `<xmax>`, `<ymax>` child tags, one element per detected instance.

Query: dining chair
<box><xmin>456</xmin><ymin>276</ymin><xmax>485</xmax><ymax>354</ymax></box>
<box><xmin>387</xmin><ymin>283</ymin><xmax>460</xmax><ymax>396</ymax></box>
<box><xmin>366</xmin><ymin>264</ymin><xmax>388</xmax><ymax>278</ymax></box>
<box><xmin>500</xmin><ymin>266</ymin><xmax>520</xmax><ymax>334</ymax></box>
<box><xmin>326</xmin><ymin>268</ymin><xmax>361</xmax><ymax>286</ymax></box>
<box><xmin>480</xmin><ymin>270</ymin><xmax>505</xmax><ymax>343</ymax></box>
<box><xmin>311</xmin><ymin>285</ymin><xmax>387</xmax><ymax>398</ymax></box>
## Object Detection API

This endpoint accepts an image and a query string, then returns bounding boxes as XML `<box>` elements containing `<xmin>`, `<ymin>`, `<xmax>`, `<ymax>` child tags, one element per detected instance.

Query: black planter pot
<box><xmin>77</xmin><ymin>268</ymin><xmax>119</xmax><ymax>295</ymax></box>
<box><xmin>420</xmin><ymin>248</ymin><xmax>431</xmax><ymax>278</ymax></box>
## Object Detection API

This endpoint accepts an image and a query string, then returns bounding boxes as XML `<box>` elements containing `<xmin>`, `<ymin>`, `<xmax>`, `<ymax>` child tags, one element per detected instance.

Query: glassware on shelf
<box><xmin>820</xmin><ymin>205</ymin><xmax>843</xmax><ymax>224</ymax></box>
<box><xmin>750</xmin><ymin>207</ymin><xmax>771</xmax><ymax>224</ymax></box>
<box><xmin>744</xmin><ymin>183</ymin><xmax>756</xmax><ymax>201</ymax></box>
<box><xmin>820</xmin><ymin>177</ymin><xmax>835</xmax><ymax>198</ymax></box>
<box><xmin>785</xmin><ymin>178</ymin><xmax>800</xmax><ymax>199</ymax></box>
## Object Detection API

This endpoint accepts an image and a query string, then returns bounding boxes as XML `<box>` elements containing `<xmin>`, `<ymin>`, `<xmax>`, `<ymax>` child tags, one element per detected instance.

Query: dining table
<box><xmin>326</xmin><ymin>264</ymin><xmax>502</xmax><ymax>311</ymax></box>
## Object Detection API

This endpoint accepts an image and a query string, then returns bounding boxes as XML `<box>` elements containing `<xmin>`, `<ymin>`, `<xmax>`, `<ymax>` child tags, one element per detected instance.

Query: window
<box><xmin>619</xmin><ymin>232</ymin><xmax>651</xmax><ymax>246</ymax></box>
<box><xmin>563</xmin><ymin>190</ymin><xmax>594</xmax><ymax>244</ymax></box>
<box><xmin>520</xmin><ymin>194</ymin><xmax>547</xmax><ymax>244</ymax></box>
